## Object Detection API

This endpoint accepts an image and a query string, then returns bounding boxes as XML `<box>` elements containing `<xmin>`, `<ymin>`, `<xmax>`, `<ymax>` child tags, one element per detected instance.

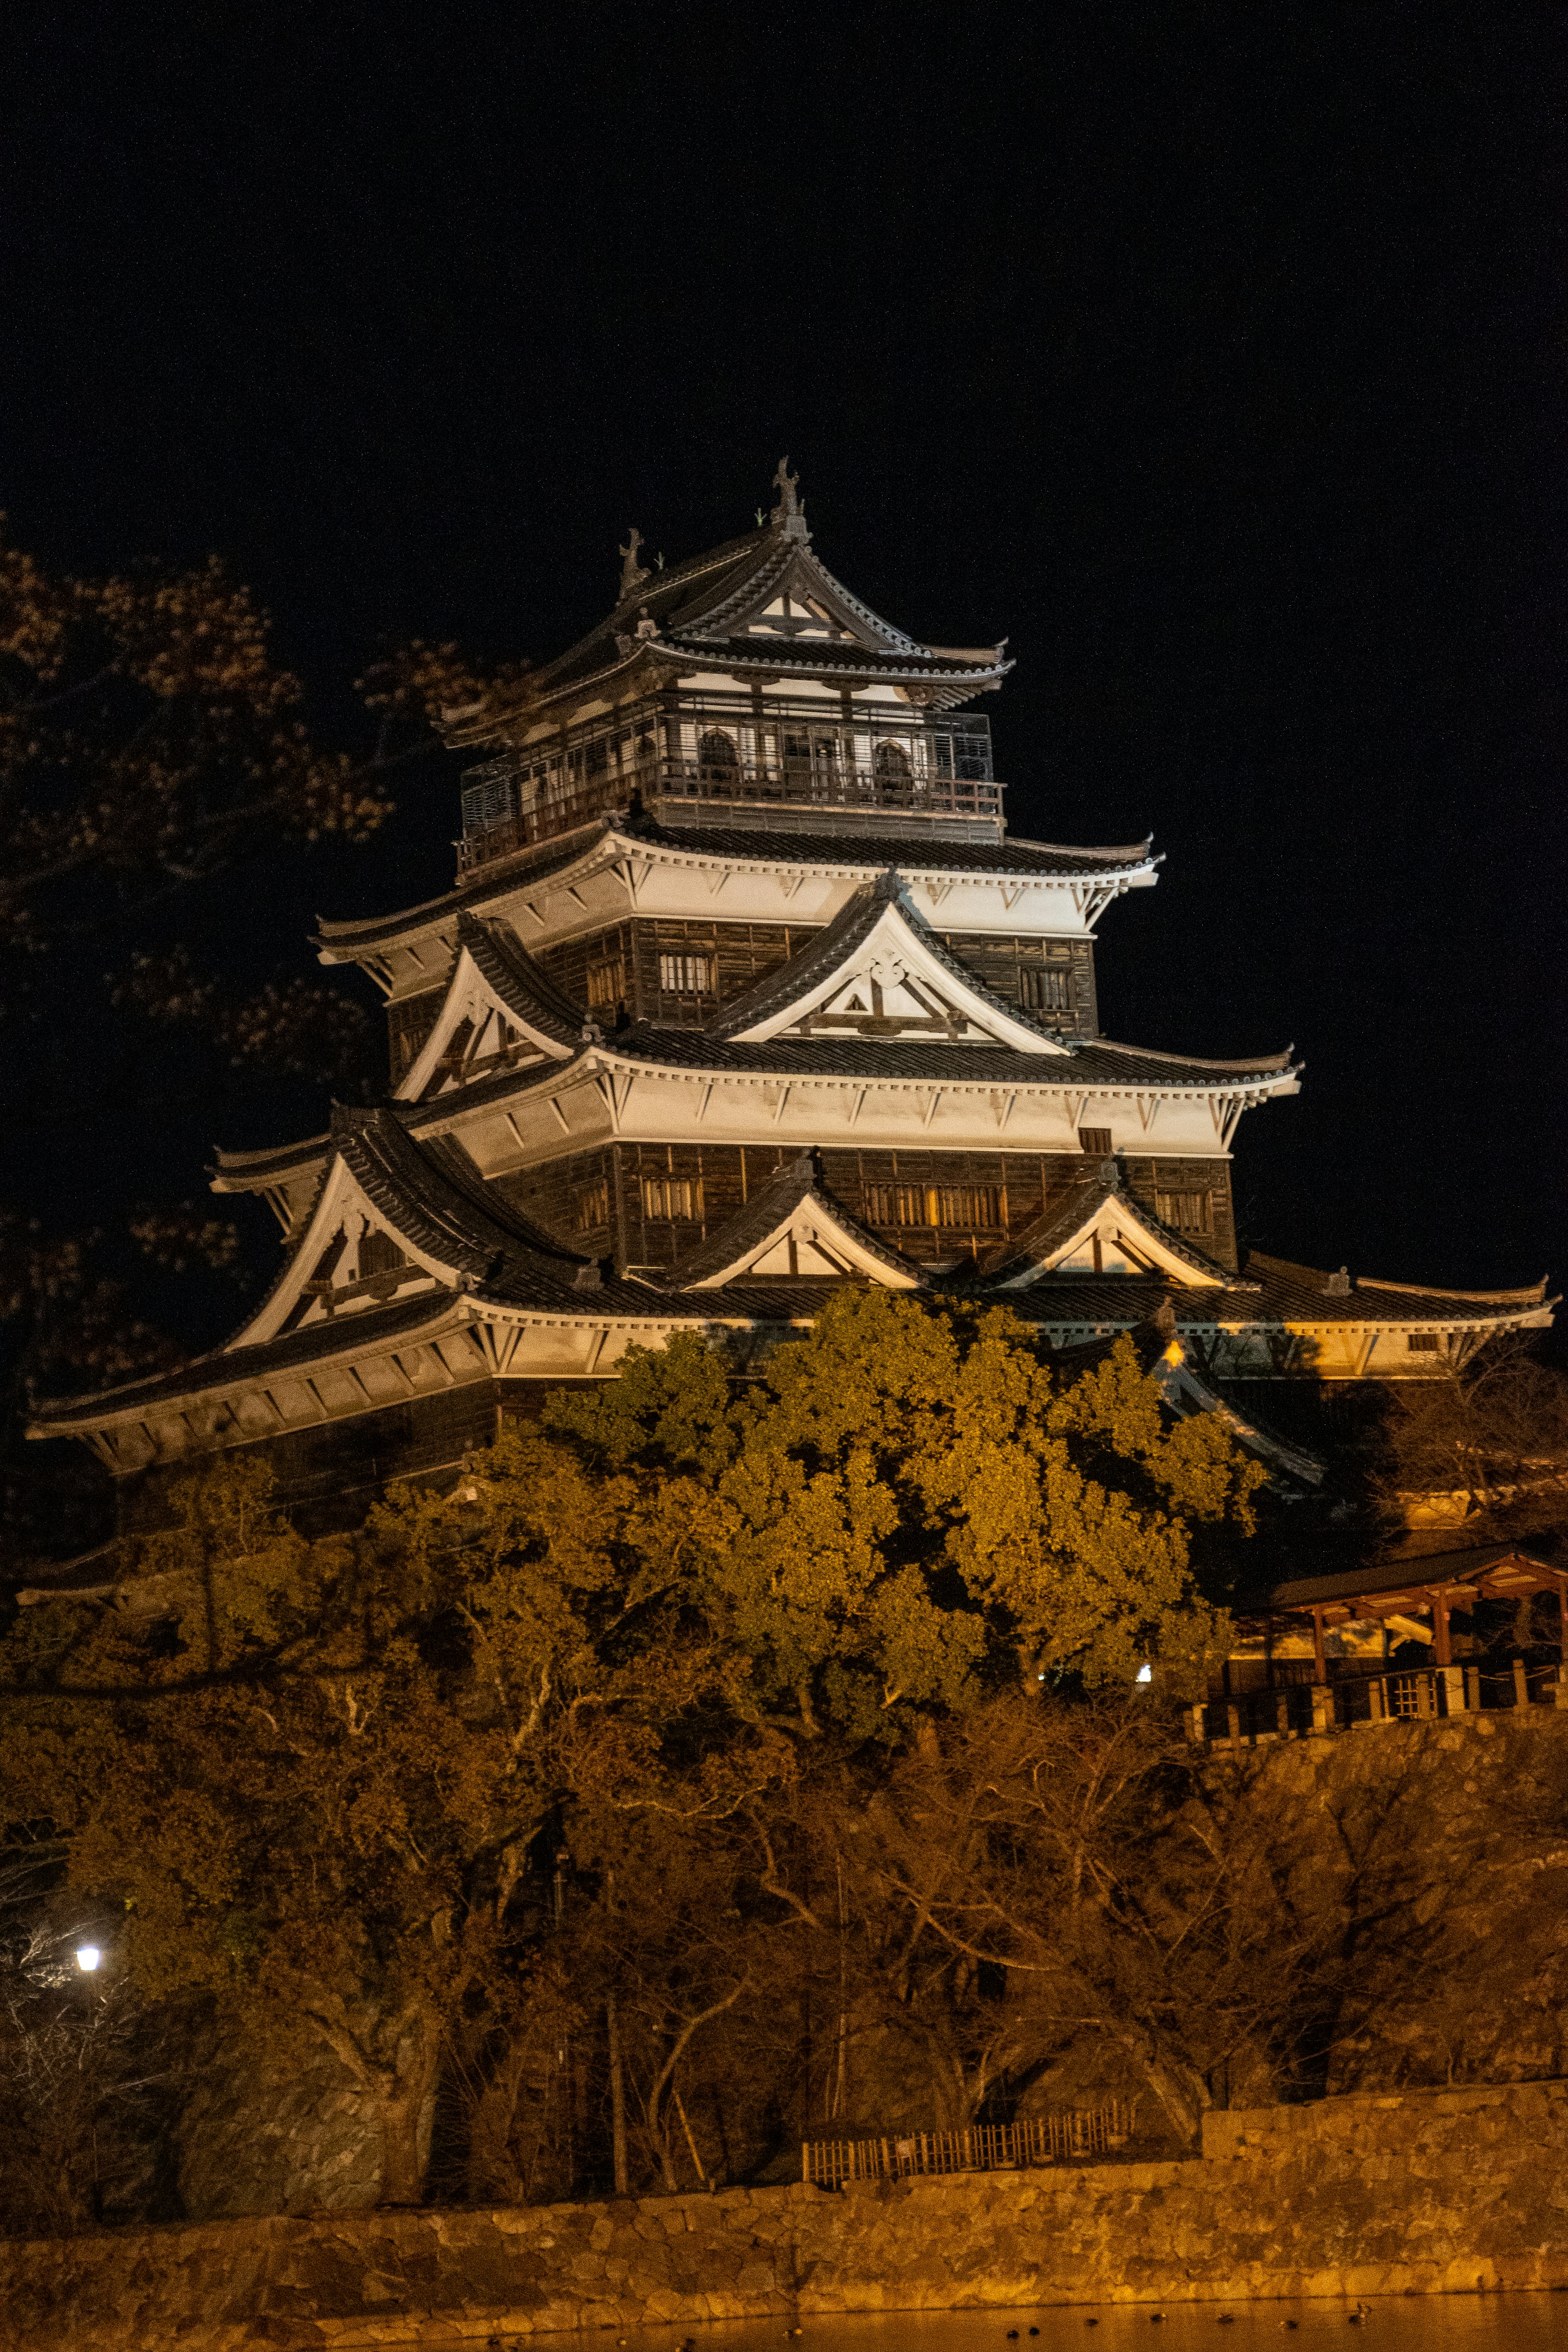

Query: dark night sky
<box><xmin>5</xmin><ymin>6</ymin><xmax>1564</xmax><ymax>1315</ymax></box>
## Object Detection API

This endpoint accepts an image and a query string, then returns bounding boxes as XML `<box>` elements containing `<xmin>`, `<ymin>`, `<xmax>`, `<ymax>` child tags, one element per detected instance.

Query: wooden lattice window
<box><xmin>586</xmin><ymin>958</ymin><xmax>625</xmax><ymax>1009</ymax></box>
<box><xmin>1407</xmin><ymin>1333</ymin><xmax>1442</xmax><ymax>1353</ymax></box>
<box><xmin>1078</xmin><ymin>1127</ymin><xmax>1113</xmax><ymax>1157</ymax></box>
<box><xmin>641</xmin><ymin>1175</ymin><xmax>702</xmax><ymax>1221</ymax></box>
<box><xmin>864</xmin><ymin>1183</ymin><xmax>1002</xmax><ymax>1229</ymax></box>
<box><xmin>574</xmin><ymin>1180</ymin><xmax>610</xmax><ymax>1232</ymax></box>
<box><xmin>1020</xmin><ymin>968</ymin><xmax>1071</xmax><ymax>1013</ymax></box>
<box><xmin>659</xmin><ymin>952</ymin><xmax>712</xmax><ymax>996</ymax></box>
<box><xmin>873</xmin><ymin>740</ymin><xmax>911</xmax><ymax>782</ymax></box>
<box><xmin>1155</xmin><ymin>1189</ymin><xmax>1213</xmax><ymax>1236</ymax></box>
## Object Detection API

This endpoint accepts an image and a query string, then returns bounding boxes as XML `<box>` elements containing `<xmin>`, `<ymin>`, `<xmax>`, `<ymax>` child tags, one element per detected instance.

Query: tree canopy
<box><xmin>0</xmin><ymin>1300</ymin><xmax>1263</xmax><ymax>2202</ymax></box>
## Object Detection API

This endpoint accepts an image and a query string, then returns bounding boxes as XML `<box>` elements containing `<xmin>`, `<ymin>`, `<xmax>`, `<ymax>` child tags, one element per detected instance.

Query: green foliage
<box><xmin>0</xmin><ymin>1300</ymin><xmax>1264</xmax><ymax>2203</ymax></box>
<box><xmin>548</xmin><ymin>1293</ymin><xmax>1258</xmax><ymax>1725</ymax></box>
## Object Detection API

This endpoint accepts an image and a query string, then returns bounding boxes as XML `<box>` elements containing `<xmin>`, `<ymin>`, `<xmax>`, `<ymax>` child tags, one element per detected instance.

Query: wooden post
<box><xmin>1557</xmin><ymin>1574</ymin><xmax>1568</xmax><ymax>1661</ymax></box>
<box><xmin>1513</xmin><ymin>1657</ymin><xmax>1530</xmax><ymax>1709</ymax></box>
<box><xmin>1431</xmin><ymin>1590</ymin><xmax>1452</xmax><ymax>1667</ymax></box>
<box><xmin>1311</xmin><ymin>1607</ymin><xmax>1327</xmax><ymax>1684</ymax></box>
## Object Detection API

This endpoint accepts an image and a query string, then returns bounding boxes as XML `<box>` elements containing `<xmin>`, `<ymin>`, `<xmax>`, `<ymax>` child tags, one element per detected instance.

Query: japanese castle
<box><xmin>36</xmin><ymin>463</ymin><xmax>1552</xmax><ymax>1512</ymax></box>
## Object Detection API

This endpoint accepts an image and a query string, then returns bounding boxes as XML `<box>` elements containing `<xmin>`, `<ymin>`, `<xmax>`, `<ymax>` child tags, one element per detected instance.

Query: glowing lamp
<box><xmin>1135</xmin><ymin>1662</ymin><xmax>1153</xmax><ymax>1685</ymax></box>
<box><xmin>75</xmin><ymin>1944</ymin><xmax>101</xmax><ymax>1973</ymax></box>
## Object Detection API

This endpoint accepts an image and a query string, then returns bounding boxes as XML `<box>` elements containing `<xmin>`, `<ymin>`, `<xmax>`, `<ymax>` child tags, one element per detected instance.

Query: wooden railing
<box><xmin>456</xmin><ymin>760</ymin><xmax>1005</xmax><ymax>875</ymax></box>
<box><xmin>802</xmin><ymin>2102</ymin><xmax>1138</xmax><ymax>2187</ymax></box>
<box><xmin>1193</xmin><ymin>1659</ymin><xmax>1568</xmax><ymax>1748</ymax></box>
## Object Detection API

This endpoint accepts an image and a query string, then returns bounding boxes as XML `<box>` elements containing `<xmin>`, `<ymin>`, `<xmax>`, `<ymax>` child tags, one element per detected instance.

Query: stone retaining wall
<box><xmin>5</xmin><ymin>2081</ymin><xmax>1568</xmax><ymax>2350</ymax></box>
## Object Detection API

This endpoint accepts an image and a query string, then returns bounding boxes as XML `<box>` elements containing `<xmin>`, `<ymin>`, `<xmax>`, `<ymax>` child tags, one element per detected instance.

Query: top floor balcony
<box><xmin>455</xmin><ymin>704</ymin><xmax>1005</xmax><ymax>877</ymax></box>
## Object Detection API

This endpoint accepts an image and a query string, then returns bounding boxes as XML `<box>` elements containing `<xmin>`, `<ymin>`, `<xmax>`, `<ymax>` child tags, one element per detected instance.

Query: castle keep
<box><xmin>34</xmin><ymin>464</ymin><xmax>1552</xmax><ymax>1510</ymax></box>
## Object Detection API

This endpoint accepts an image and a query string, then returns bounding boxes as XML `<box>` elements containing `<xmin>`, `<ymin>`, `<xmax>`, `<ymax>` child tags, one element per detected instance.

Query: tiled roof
<box><xmin>1246</xmin><ymin>1252</ymin><xmax>1552</xmax><ymax>1325</ymax></box>
<box><xmin>621</xmin><ymin>816</ymin><xmax>1154</xmax><ymax>878</ymax></box>
<box><xmin>314</xmin><ymin>816</ymin><xmax>1156</xmax><ymax>960</ymax></box>
<box><xmin>212</xmin><ymin>1131</ymin><xmax>331</xmax><ymax>1185</ymax></box>
<box><xmin>1253</xmin><ymin>1540</ymin><xmax>1567</xmax><ymax>1613</ymax></box>
<box><xmin>26</xmin><ymin>1288</ymin><xmax>472</xmax><ymax>1425</ymax></box>
<box><xmin>604</xmin><ymin>1026</ymin><xmax>1297</xmax><ymax>1092</ymax></box>
<box><xmin>656</xmin><ymin>635</ymin><xmax>999</xmax><ymax>684</ymax></box>
<box><xmin>455</xmin><ymin>910</ymin><xmax>589</xmax><ymax>1049</ymax></box>
<box><xmin>331</xmin><ymin>1107</ymin><xmax>593</xmax><ymax>1300</ymax></box>
<box><xmin>1001</xmin><ymin>1278</ymin><xmax>1263</xmax><ymax>1330</ymax></box>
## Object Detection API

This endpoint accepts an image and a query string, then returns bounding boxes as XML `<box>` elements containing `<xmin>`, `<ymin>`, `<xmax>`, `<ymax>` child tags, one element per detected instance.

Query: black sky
<box><xmin>5</xmin><ymin>5</ymin><xmax>1564</xmax><ymax>1304</ymax></box>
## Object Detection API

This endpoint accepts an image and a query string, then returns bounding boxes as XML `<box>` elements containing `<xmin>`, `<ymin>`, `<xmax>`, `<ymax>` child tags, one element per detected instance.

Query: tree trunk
<box><xmin>607</xmin><ymin>1994</ymin><xmax>628</xmax><ymax>2195</ymax></box>
<box><xmin>374</xmin><ymin>2009</ymin><xmax>443</xmax><ymax>2205</ymax></box>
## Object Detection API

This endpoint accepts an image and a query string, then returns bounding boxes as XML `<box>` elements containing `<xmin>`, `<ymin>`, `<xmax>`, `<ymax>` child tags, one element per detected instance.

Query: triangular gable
<box><xmin>989</xmin><ymin>1175</ymin><xmax>1231</xmax><ymax>1289</ymax></box>
<box><xmin>672</xmin><ymin>537</ymin><xmax>924</xmax><ymax>657</ymax></box>
<box><xmin>234</xmin><ymin>1109</ymin><xmax>595</xmax><ymax>1345</ymax></box>
<box><xmin>231</xmin><ymin>1152</ymin><xmax>452</xmax><ymax>1345</ymax></box>
<box><xmin>666</xmin><ymin>1155</ymin><xmax>926</xmax><ymax>1291</ymax></box>
<box><xmin>398</xmin><ymin>913</ymin><xmax>586</xmax><ymax>1100</ymax></box>
<box><xmin>708</xmin><ymin>879</ymin><xmax>1072</xmax><ymax>1053</ymax></box>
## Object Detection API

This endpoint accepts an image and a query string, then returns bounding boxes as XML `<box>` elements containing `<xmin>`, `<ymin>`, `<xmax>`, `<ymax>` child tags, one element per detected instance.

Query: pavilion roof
<box><xmin>440</xmin><ymin>489</ymin><xmax>1012</xmax><ymax>742</ymax></box>
<box><xmin>1237</xmin><ymin>1538</ymin><xmax>1568</xmax><ymax>1625</ymax></box>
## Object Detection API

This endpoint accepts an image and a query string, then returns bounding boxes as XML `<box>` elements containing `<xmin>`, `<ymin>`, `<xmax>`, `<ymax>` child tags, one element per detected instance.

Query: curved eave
<box><xmin>314</xmin><ymin>822</ymin><xmax>1161</xmax><ymax>967</ymax></box>
<box><xmin>652</xmin><ymin>636</ymin><xmax>1012</xmax><ymax>694</ymax></box>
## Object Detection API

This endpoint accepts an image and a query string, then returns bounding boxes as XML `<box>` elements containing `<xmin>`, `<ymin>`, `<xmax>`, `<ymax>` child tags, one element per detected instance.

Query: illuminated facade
<box><xmin>34</xmin><ymin>465</ymin><xmax>1552</xmax><ymax>1508</ymax></box>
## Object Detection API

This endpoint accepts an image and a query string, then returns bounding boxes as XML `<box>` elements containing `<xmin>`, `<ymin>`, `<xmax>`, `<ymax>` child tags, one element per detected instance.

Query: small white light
<box><xmin>1136</xmin><ymin>1662</ymin><xmax>1153</xmax><ymax>1685</ymax></box>
<box><xmin>75</xmin><ymin>1944</ymin><xmax>101</xmax><ymax>1973</ymax></box>
<box><xmin>1037</xmin><ymin>1673</ymin><xmax>1046</xmax><ymax>1681</ymax></box>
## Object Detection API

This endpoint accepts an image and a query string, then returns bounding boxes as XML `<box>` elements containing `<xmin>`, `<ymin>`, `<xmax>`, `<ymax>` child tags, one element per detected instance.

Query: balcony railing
<box><xmin>456</xmin><ymin>757</ymin><xmax>1004</xmax><ymax>875</ymax></box>
<box><xmin>1191</xmin><ymin>1656</ymin><xmax>1568</xmax><ymax>1748</ymax></box>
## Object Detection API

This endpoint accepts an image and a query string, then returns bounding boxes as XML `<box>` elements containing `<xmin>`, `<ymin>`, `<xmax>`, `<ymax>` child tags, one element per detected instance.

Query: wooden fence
<box><xmin>802</xmin><ymin>2102</ymin><xmax>1138</xmax><ymax>2187</ymax></box>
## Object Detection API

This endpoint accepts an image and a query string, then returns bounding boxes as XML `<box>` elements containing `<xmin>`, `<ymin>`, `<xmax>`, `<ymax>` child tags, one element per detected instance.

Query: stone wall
<box><xmin>5</xmin><ymin>2080</ymin><xmax>1568</xmax><ymax>2350</ymax></box>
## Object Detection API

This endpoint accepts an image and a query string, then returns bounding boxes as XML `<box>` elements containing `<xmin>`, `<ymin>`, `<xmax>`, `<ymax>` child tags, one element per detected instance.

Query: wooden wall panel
<box><xmin>538</xmin><ymin>920</ymin><xmax>808</xmax><ymax>1029</ymax></box>
<box><xmin>1123</xmin><ymin>1156</ymin><xmax>1238</xmax><ymax>1271</ymax></box>
<box><xmin>492</xmin><ymin>1147</ymin><xmax>615</xmax><ymax>1251</ymax></box>
<box><xmin>938</xmin><ymin>933</ymin><xmax>1099</xmax><ymax>1037</ymax></box>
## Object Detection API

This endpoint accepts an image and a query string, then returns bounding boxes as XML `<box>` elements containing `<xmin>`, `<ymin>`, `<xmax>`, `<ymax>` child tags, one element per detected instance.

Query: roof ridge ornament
<box><xmin>770</xmin><ymin>456</ymin><xmax>810</xmax><ymax>543</ymax></box>
<box><xmin>617</xmin><ymin>527</ymin><xmax>650</xmax><ymax>604</ymax></box>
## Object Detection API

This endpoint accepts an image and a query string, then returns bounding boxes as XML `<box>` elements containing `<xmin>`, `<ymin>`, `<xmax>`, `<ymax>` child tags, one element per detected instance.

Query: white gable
<box><xmin>996</xmin><ymin>1192</ymin><xmax>1225</xmax><ymax>1289</ymax></box>
<box><xmin>723</xmin><ymin>896</ymin><xmax>1072</xmax><ymax>1054</ymax></box>
<box><xmin>397</xmin><ymin>939</ymin><xmax>570</xmax><ymax>1101</ymax></box>
<box><xmin>683</xmin><ymin>1196</ymin><xmax>924</xmax><ymax>1290</ymax></box>
<box><xmin>232</xmin><ymin>1154</ymin><xmax>456</xmax><ymax>1347</ymax></box>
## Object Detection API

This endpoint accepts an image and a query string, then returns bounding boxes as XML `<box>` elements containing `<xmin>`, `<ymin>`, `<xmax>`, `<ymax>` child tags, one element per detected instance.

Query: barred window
<box><xmin>642</xmin><ymin>1175</ymin><xmax>702</xmax><ymax>1221</ymax></box>
<box><xmin>1078</xmin><ymin>1127</ymin><xmax>1113</xmax><ymax>1157</ymax></box>
<box><xmin>1155</xmin><ymin>1189</ymin><xmax>1213</xmax><ymax>1236</ymax></box>
<box><xmin>873</xmin><ymin>740</ymin><xmax>912</xmax><ymax>782</ymax></box>
<box><xmin>586</xmin><ymin>958</ymin><xmax>625</xmax><ymax>1009</ymax></box>
<box><xmin>1020</xmin><ymin>967</ymin><xmax>1071</xmax><ymax>1013</ymax></box>
<box><xmin>864</xmin><ymin>1183</ymin><xmax>1002</xmax><ymax>1229</ymax></box>
<box><xmin>1407</xmin><ymin>1333</ymin><xmax>1442</xmax><ymax>1353</ymax></box>
<box><xmin>659</xmin><ymin>952</ymin><xmax>712</xmax><ymax>995</ymax></box>
<box><xmin>573</xmin><ymin>1180</ymin><xmax>610</xmax><ymax>1232</ymax></box>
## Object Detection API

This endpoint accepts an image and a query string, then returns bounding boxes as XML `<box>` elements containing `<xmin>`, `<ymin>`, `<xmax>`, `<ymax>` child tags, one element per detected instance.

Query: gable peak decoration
<box><xmin>617</xmin><ymin>527</ymin><xmax>650</xmax><ymax>604</ymax></box>
<box><xmin>770</xmin><ymin>456</ymin><xmax>809</xmax><ymax>543</ymax></box>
